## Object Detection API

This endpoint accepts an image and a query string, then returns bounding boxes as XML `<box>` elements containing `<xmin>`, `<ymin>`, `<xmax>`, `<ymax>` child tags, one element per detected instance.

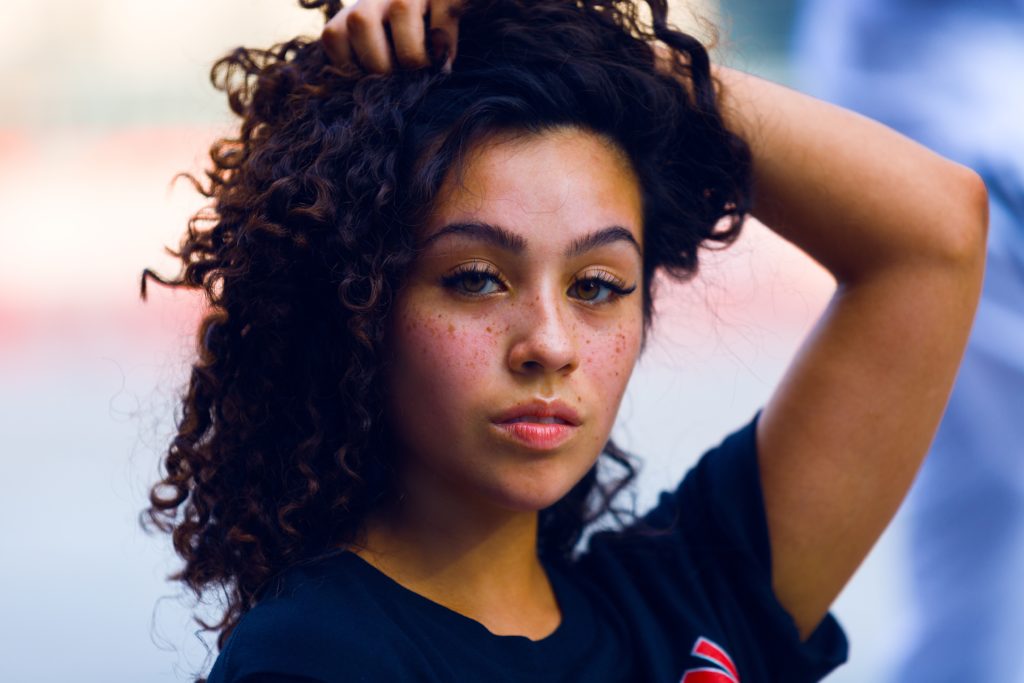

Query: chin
<box><xmin>492</xmin><ymin>490</ymin><xmax>569</xmax><ymax>514</ymax></box>
<box><xmin>479</xmin><ymin>462</ymin><xmax>590</xmax><ymax>513</ymax></box>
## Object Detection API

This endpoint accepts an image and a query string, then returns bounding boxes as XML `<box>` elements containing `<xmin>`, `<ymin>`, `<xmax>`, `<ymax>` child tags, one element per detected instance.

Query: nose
<box><xmin>507</xmin><ymin>290</ymin><xmax>579</xmax><ymax>377</ymax></box>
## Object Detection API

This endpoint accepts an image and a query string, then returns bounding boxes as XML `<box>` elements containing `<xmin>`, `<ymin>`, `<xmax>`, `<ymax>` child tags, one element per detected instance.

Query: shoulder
<box><xmin>586</xmin><ymin>414</ymin><xmax>765</xmax><ymax>568</ymax></box>
<box><xmin>206</xmin><ymin>553</ymin><xmax>414</xmax><ymax>683</ymax></box>
<box><xmin>577</xmin><ymin>416</ymin><xmax>766</xmax><ymax>617</ymax></box>
<box><xmin>573</xmin><ymin>415</ymin><xmax>848</xmax><ymax>681</ymax></box>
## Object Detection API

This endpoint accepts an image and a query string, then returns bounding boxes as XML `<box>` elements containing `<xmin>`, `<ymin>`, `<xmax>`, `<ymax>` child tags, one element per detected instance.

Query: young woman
<box><xmin>142</xmin><ymin>1</ymin><xmax>987</xmax><ymax>681</ymax></box>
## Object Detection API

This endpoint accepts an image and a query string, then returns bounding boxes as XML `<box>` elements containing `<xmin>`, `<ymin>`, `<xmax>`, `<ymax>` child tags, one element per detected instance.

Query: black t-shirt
<box><xmin>205</xmin><ymin>414</ymin><xmax>849</xmax><ymax>682</ymax></box>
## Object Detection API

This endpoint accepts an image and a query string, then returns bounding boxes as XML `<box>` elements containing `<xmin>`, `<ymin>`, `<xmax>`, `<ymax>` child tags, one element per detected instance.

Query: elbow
<box><xmin>938</xmin><ymin>164</ymin><xmax>989</xmax><ymax>269</ymax></box>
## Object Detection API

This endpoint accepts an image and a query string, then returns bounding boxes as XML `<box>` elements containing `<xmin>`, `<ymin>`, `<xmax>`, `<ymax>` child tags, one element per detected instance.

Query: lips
<box><xmin>491</xmin><ymin>400</ymin><xmax>581</xmax><ymax>451</ymax></box>
<box><xmin>492</xmin><ymin>400</ymin><xmax>581</xmax><ymax>427</ymax></box>
<box><xmin>505</xmin><ymin>415</ymin><xmax>569</xmax><ymax>425</ymax></box>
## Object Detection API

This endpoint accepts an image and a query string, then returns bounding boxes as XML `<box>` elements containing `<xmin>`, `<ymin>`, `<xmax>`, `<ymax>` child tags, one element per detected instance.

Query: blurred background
<box><xmin>0</xmin><ymin>0</ymin><xmax>915</xmax><ymax>680</ymax></box>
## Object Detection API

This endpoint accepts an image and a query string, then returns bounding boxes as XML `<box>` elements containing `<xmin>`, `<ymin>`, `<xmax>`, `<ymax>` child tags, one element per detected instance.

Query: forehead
<box><xmin>423</xmin><ymin>127</ymin><xmax>644</xmax><ymax>250</ymax></box>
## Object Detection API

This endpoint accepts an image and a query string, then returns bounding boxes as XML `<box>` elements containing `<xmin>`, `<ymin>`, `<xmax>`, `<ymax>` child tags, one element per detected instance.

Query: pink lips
<box><xmin>492</xmin><ymin>400</ymin><xmax>580</xmax><ymax>451</ymax></box>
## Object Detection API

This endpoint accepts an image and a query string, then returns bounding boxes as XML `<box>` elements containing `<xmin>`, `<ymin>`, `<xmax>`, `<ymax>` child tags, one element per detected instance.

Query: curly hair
<box><xmin>140</xmin><ymin>0</ymin><xmax>752</xmax><ymax>664</ymax></box>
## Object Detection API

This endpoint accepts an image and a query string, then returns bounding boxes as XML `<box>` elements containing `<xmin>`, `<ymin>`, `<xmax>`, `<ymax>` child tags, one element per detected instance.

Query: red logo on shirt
<box><xmin>680</xmin><ymin>637</ymin><xmax>740</xmax><ymax>683</ymax></box>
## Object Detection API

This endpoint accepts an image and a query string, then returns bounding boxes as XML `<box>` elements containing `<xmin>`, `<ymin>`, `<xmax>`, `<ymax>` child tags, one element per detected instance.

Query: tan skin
<box><xmin>357</xmin><ymin>129</ymin><xmax>644</xmax><ymax>640</ymax></box>
<box><xmin>327</xmin><ymin>0</ymin><xmax>989</xmax><ymax>642</ymax></box>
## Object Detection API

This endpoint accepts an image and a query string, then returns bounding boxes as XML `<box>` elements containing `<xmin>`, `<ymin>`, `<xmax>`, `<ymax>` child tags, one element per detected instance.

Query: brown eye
<box><xmin>461</xmin><ymin>271</ymin><xmax>490</xmax><ymax>293</ymax></box>
<box><xmin>575</xmin><ymin>280</ymin><xmax>601</xmax><ymax>301</ymax></box>
<box><xmin>569</xmin><ymin>274</ymin><xmax>636</xmax><ymax>304</ymax></box>
<box><xmin>441</xmin><ymin>265</ymin><xmax>504</xmax><ymax>297</ymax></box>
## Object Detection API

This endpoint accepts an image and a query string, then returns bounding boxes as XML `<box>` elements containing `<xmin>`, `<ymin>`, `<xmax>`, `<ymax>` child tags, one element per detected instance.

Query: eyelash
<box><xmin>440</xmin><ymin>263</ymin><xmax>637</xmax><ymax>305</ymax></box>
<box><xmin>571</xmin><ymin>271</ymin><xmax>638</xmax><ymax>304</ymax></box>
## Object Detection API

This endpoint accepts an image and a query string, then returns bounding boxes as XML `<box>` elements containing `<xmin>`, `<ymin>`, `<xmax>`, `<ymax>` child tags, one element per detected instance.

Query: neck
<box><xmin>350</xmin><ymin>465</ymin><xmax>561</xmax><ymax>639</ymax></box>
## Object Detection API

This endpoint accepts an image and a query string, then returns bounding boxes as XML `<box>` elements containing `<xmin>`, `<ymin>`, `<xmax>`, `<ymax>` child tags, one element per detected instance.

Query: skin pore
<box><xmin>351</xmin><ymin>126</ymin><xmax>645</xmax><ymax>640</ymax></box>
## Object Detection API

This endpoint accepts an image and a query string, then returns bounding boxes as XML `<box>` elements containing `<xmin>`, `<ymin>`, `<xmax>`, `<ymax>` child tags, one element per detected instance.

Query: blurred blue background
<box><xmin>0</xmin><ymin>1</ymin><xmax>933</xmax><ymax>680</ymax></box>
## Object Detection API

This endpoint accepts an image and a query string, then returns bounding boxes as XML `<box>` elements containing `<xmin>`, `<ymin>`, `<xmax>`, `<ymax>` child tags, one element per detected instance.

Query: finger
<box><xmin>428</xmin><ymin>0</ymin><xmax>461</xmax><ymax>72</ymax></box>
<box><xmin>321</xmin><ymin>8</ymin><xmax>353</xmax><ymax>67</ymax></box>
<box><xmin>387</xmin><ymin>0</ymin><xmax>431</xmax><ymax>69</ymax></box>
<box><xmin>347</xmin><ymin>4</ymin><xmax>394</xmax><ymax>74</ymax></box>
<box><xmin>336</xmin><ymin>4</ymin><xmax>394</xmax><ymax>74</ymax></box>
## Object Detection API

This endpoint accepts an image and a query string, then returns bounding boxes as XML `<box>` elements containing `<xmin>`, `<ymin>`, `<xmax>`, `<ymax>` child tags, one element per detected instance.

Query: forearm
<box><xmin>712</xmin><ymin>66</ymin><xmax>988</xmax><ymax>284</ymax></box>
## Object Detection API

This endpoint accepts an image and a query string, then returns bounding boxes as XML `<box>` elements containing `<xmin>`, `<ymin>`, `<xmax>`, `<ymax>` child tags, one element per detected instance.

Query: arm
<box><xmin>317</xmin><ymin>4</ymin><xmax>989</xmax><ymax>639</ymax></box>
<box><xmin>714</xmin><ymin>66</ymin><xmax>988</xmax><ymax>639</ymax></box>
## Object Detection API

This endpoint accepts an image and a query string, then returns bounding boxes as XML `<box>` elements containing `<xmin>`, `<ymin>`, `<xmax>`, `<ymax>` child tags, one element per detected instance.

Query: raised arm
<box><xmin>714</xmin><ymin>66</ymin><xmax>988</xmax><ymax>639</ymax></box>
<box><xmin>317</xmin><ymin>2</ymin><xmax>989</xmax><ymax>640</ymax></box>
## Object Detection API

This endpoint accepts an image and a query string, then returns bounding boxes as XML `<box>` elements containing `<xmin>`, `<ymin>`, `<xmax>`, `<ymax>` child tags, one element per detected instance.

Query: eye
<box><xmin>441</xmin><ymin>263</ymin><xmax>506</xmax><ymax>297</ymax></box>
<box><xmin>568</xmin><ymin>272</ymin><xmax>637</xmax><ymax>304</ymax></box>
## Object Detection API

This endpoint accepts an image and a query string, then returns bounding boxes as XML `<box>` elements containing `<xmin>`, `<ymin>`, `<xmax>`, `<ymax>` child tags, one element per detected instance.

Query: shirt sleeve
<box><xmin>648</xmin><ymin>411</ymin><xmax>849</xmax><ymax>679</ymax></box>
<box><xmin>580</xmin><ymin>412</ymin><xmax>849</xmax><ymax>682</ymax></box>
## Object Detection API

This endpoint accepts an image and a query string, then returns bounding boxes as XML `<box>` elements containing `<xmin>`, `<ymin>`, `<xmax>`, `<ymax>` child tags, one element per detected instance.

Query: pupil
<box><xmin>580</xmin><ymin>281</ymin><xmax>598</xmax><ymax>299</ymax></box>
<box><xmin>465</xmin><ymin>273</ymin><xmax>486</xmax><ymax>292</ymax></box>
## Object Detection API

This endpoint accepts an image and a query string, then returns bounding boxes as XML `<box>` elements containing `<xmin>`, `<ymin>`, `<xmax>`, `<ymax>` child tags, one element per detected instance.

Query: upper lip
<box><xmin>493</xmin><ymin>400</ymin><xmax>581</xmax><ymax>426</ymax></box>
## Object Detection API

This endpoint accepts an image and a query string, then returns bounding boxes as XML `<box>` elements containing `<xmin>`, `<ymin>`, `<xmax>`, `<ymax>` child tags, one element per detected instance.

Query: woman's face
<box><xmin>386</xmin><ymin>127</ymin><xmax>644</xmax><ymax>515</ymax></box>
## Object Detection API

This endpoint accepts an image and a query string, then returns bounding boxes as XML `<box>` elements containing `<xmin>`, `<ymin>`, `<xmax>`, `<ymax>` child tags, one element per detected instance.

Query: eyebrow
<box><xmin>420</xmin><ymin>221</ymin><xmax>641</xmax><ymax>258</ymax></box>
<box><xmin>566</xmin><ymin>225</ymin><xmax>641</xmax><ymax>259</ymax></box>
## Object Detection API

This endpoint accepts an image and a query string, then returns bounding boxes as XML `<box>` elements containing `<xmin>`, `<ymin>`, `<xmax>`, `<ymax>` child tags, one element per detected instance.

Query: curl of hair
<box><xmin>139</xmin><ymin>0</ymin><xmax>752</xmax><ymax>666</ymax></box>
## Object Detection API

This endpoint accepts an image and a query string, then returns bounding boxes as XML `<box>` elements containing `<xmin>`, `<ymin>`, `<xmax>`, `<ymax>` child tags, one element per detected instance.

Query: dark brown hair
<box><xmin>140</xmin><ymin>0</ymin><xmax>752</xmax><ymax>666</ymax></box>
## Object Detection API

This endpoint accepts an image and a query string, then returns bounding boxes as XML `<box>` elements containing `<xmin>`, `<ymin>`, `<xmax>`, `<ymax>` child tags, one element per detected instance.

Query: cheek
<box><xmin>579</xmin><ymin>318</ymin><xmax>642</xmax><ymax>419</ymax></box>
<box><xmin>582</xmin><ymin>323</ymin><xmax>640</xmax><ymax>372</ymax></box>
<box><xmin>393</xmin><ymin>309</ymin><xmax>502</xmax><ymax>398</ymax></box>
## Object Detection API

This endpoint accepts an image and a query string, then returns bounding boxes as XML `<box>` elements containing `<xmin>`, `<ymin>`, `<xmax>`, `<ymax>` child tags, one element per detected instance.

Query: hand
<box><xmin>322</xmin><ymin>0</ymin><xmax>461</xmax><ymax>74</ymax></box>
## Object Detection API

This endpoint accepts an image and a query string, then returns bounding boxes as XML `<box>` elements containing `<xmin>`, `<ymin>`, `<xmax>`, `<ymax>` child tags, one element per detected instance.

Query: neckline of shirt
<box><xmin>336</xmin><ymin>549</ymin><xmax>596</xmax><ymax>667</ymax></box>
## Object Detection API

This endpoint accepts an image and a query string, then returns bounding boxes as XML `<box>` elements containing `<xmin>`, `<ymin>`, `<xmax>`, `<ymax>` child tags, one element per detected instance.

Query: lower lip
<box><xmin>492</xmin><ymin>422</ymin><xmax>578</xmax><ymax>450</ymax></box>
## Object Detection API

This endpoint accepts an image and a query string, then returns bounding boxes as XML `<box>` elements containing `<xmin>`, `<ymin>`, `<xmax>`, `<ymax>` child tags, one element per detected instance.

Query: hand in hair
<box><xmin>322</xmin><ymin>0</ymin><xmax>461</xmax><ymax>73</ymax></box>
